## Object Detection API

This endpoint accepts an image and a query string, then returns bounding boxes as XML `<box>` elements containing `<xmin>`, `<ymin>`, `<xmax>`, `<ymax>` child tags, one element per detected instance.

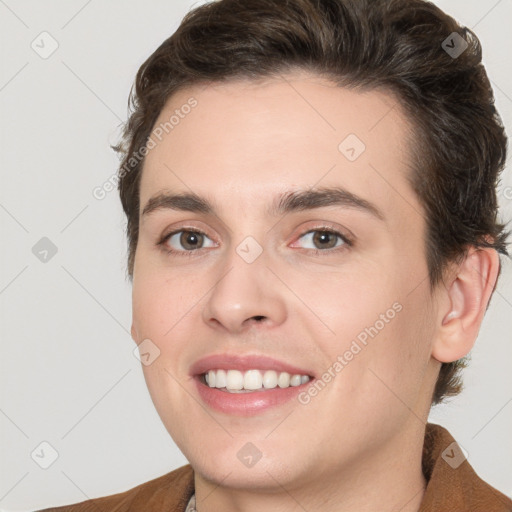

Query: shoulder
<box><xmin>421</xmin><ymin>423</ymin><xmax>512</xmax><ymax>512</ymax></box>
<box><xmin>35</xmin><ymin>464</ymin><xmax>195</xmax><ymax>512</ymax></box>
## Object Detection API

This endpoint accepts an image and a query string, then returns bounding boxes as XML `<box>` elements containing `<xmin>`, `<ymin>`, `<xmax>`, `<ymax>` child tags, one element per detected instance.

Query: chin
<box><xmin>181</xmin><ymin>435</ymin><xmax>294</xmax><ymax>483</ymax></box>
<box><xmin>192</xmin><ymin>454</ymin><xmax>301</xmax><ymax>492</ymax></box>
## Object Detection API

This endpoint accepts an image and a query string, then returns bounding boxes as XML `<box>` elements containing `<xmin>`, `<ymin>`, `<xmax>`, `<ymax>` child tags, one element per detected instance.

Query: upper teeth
<box><xmin>204</xmin><ymin>369</ymin><xmax>310</xmax><ymax>391</ymax></box>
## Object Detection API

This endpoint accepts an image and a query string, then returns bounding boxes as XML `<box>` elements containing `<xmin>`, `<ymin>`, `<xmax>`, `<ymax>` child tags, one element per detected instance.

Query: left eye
<box><xmin>293</xmin><ymin>229</ymin><xmax>350</xmax><ymax>251</ymax></box>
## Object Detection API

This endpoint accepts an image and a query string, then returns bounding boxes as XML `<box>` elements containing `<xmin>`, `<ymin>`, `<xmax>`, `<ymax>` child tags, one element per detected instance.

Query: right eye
<box><xmin>159</xmin><ymin>229</ymin><xmax>217</xmax><ymax>256</ymax></box>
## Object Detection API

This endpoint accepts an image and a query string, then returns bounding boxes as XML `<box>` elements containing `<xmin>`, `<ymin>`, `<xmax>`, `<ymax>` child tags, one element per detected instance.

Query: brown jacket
<box><xmin>37</xmin><ymin>423</ymin><xmax>512</xmax><ymax>511</ymax></box>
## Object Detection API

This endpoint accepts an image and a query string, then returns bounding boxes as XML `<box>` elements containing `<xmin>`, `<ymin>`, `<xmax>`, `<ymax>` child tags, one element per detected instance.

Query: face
<box><xmin>131</xmin><ymin>71</ymin><xmax>440</xmax><ymax>491</ymax></box>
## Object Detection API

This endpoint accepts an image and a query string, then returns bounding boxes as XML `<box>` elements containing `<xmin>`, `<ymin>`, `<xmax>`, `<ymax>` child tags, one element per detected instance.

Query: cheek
<box><xmin>132</xmin><ymin>281</ymin><xmax>168</xmax><ymax>341</ymax></box>
<box><xmin>301</xmin><ymin>265</ymin><xmax>400</xmax><ymax>343</ymax></box>
<box><xmin>306</xmin><ymin>260</ymin><xmax>432</xmax><ymax>397</ymax></box>
<box><xmin>354</xmin><ymin>284</ymin><xmax>434</xmax><ymax>412</ymax></box>
<box><xmin>131</xmin><ymin>255</ymin><xmax>205</xmax><ymax>339</ymax></box>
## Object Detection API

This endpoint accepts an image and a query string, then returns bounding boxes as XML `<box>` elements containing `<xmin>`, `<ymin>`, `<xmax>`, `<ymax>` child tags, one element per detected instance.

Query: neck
<box><xmin>193</xmin><ymin>418</ymin><xmax>428</xmax><ymax>512</ymax></box>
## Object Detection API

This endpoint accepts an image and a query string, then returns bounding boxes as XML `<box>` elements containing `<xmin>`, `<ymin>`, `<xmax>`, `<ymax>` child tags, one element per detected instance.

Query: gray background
<box><xmin>0</xmin><ymin>0</ymin><xmax>511</xmax><ymax>510</ymax></box>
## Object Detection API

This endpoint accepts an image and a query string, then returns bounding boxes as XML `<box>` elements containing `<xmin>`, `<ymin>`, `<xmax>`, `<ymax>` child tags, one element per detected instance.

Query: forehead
<box><xmin>139</xmin><ymin>71</ymin><xmax>422</xmax><ymax>224</ymax></box>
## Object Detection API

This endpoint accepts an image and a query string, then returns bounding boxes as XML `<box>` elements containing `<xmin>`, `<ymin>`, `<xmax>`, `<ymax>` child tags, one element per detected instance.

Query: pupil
<box><xmin>182</xmin><ymin>231</ymin><xmax>201</xmax><ymax>249</ymax></box>
<box><xmin>315</xmin><ymin>231</ymin><xmax>334</xmax><ymax>248</ymax></box>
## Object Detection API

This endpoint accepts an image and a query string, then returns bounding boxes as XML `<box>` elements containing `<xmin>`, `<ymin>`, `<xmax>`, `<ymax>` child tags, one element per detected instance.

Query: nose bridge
<box><xmin>201</xmin><ymin>241</ymin><xmax>287</xmax><ymax>333</ymax></box>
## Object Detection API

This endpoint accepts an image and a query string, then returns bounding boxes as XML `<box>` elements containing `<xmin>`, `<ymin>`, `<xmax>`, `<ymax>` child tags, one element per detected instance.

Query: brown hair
<box><xmin>113</xmin><ymin>0</ymin><xmax>509</xmax><ymax>405</ymax></box>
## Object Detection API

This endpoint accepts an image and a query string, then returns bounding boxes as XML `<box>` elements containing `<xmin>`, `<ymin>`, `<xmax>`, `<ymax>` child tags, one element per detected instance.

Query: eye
<box><xmin>292</xmin><ymin>228</ymin><xmax>352</xmax><ymax>253</ymax></box>
<box><xmin>159</xmin><ymin>229</ymin><xmax>216</xmax><ymax>256</ymax></box>
<box><xmin>158</xmin><ymin>226</ymin><xmax>352</xmax><ymax>258</ymax></box>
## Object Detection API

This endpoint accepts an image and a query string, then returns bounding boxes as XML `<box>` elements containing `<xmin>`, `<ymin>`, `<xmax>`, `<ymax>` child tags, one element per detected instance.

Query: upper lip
<box><xmin>190</xmin><ymin>353</ymin><xmax>315</xmax><ymax>378</ymax></box>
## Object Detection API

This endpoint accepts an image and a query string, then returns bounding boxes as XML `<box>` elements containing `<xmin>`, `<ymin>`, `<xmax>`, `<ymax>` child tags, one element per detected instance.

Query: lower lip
<box><xmin>194</xmin><ymin>376</ymin><xmax>314</xmax><ymax>416</ymax></box>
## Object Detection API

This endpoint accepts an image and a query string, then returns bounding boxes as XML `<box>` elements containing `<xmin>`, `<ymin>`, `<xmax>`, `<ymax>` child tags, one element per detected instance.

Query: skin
<box><xmin>130</xmin><ymin>70</ymin><xmax>499</xmax><ymax>512</ymax></box>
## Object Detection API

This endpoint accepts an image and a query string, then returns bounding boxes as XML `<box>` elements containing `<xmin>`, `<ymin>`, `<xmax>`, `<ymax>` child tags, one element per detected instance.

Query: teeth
<box><xmin>290</xmin><ymin>374</ymin><xmax>302</xmax><ymax>386</ymax></box>
<box><xmin>203</xmin><ymin>369</ymin><xmax>310</xmax><ymax>391</ymax></box>
<box><xmin>262</xmin><ymin>370</ymin><xmax>278</xmax><ymax>389</ymax></box>
<box><xmin>215</xmin><ymin>369</ymin><xmax>227</xmax><ymax>388</ymax></box>
<box><xmin>277</xmin><ymin>372</ymin><xmax>290</xmax><ymax>388</ymax></box>
<box><xmin>244</xmin><ymin>369</ymin><xmax>263</xmax><ymax>390</ymax></box>
<box><xmin>226</xmin><ymin>369</ymin><xmax>244</xmax><ymax>390</ymax></box>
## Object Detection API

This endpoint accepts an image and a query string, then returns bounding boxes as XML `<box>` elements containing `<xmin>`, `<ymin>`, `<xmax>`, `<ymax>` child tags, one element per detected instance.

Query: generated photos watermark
<box><xmin>92</xmin><ymin>97</ymin><xmax>198</xmax><ymax>200</ymax></box>
<box><xmin>298</xmin><ymin>301</ymin><xmax>403</xmax><ymax>405</ymax></box>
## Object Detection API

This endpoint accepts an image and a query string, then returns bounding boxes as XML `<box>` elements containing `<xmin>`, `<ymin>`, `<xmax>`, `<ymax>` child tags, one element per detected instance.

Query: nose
<box><xmin>201</xmin><ymin>253</ymin><xmax>287</xmax><ymax>335</ymax></box>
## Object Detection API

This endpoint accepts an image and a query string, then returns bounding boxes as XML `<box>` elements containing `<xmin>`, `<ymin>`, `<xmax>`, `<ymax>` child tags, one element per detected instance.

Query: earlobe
<box><xmin>432</xmin><ymin>247</ymin><xmax>499</xmax><ymax>363</ymax></box>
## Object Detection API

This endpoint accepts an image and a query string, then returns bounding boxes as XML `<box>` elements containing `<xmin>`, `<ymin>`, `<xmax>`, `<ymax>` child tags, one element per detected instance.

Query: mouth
<box><xmin>190</xmin><ymin>353</ymin><xmax>316</xmax><ymax>416</ymax></box>
<box><xmin>197</xmin><ymin>368</ymin><xmax>313</xmax><ymax>392</ymax></box>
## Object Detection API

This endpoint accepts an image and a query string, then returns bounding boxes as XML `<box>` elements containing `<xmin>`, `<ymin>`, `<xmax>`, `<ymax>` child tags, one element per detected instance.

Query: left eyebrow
<box><xmin>270</xmin><ymin>186</ymin><xmax>385</xmax><ymax>221</ymax></box>
<box><xmin>141</xmin><ymin>186</ymin><xmax>385</xmax><ymax>222</ymax></box>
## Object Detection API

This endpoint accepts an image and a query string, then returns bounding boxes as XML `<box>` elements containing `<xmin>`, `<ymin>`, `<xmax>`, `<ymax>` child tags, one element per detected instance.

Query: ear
<box><xmin>432</xmin><ymin>247</ymin><xmax>500</xmax><ymax>363</ymax></box>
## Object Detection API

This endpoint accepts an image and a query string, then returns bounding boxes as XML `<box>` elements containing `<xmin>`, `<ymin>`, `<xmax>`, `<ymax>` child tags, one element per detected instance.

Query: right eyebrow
<box><xmin>141</xmin><ymin>191</ymin><xmax>216</xmax><ymax>218</ymax></box>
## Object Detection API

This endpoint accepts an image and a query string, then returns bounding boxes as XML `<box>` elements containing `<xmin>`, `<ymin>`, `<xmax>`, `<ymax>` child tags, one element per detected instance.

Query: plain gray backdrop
<box><xmin>1</xmin><ymin>0</ymin><xmax>511</xmax><ymax>510</ymax></box>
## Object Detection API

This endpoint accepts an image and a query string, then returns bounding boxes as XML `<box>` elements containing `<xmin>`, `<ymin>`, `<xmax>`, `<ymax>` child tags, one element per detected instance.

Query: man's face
<box><xmin>131</xmin><ymin>71</ymin><xmax>439</xmax><ymax>489</ymax></box>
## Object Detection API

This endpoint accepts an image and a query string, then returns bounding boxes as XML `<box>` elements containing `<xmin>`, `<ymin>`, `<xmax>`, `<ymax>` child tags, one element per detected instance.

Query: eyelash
<box><xmin>157</xmin><ymin>225</ymin><xmax>353</xmax><ymax>258</ymax></box>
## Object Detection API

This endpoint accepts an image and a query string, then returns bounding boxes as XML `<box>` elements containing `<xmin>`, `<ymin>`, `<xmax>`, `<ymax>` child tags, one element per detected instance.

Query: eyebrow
<box><xmin>141</xmin><ymin>186</ymin><xmax>385</xmax><ymax>221</ymax></box>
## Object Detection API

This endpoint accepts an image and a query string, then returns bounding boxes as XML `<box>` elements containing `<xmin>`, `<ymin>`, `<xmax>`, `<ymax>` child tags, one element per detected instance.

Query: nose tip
<box><xmin>201</xmin><ymin>264</ymin><xmax>287</xmax><ymax>334</ymax></box>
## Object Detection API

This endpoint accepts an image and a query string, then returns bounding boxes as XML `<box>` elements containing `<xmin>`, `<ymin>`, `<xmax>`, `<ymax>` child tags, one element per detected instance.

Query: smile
<box><xmin>202</xmin><ymin>368</ymin><xmax>311</xmax><ymax>392</ymax></box>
